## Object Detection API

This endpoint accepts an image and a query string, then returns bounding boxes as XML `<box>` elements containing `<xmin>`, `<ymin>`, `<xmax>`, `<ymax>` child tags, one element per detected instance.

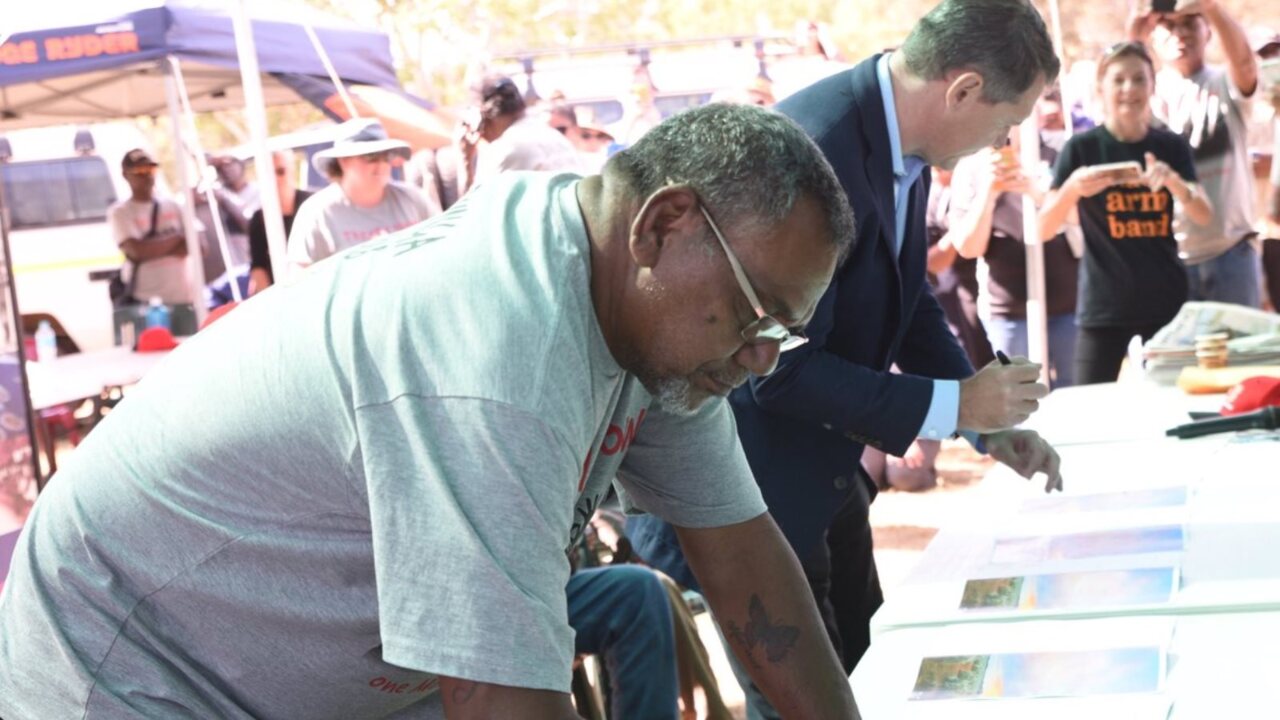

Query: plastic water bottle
<box><xmin>145</xmin><ymin>297</ymin><xmax>171</xmax><ymax>330</ymax></box>
<box><xmin>34</xmin><ymin>319</ymin><xmax>58</xmax><ymax>362</ymax></box>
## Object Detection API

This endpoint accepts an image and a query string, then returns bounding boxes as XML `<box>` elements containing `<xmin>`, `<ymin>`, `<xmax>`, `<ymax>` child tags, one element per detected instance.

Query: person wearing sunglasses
<box><xmin>547</xmin><ymin>104</ymin><xmax>617</xmax><ymax>174</ymax></box>
<box><xmin>460</xmin><ymin>75</ymin><xmax>582</xmax><ymax>193</ymax></box>
<box><xmin>630</xmin><ymin>4</ymin><xmax>1064</xmax><ymax>717</ymax></box>
<box><xmin>287</xmin><ymin>119</ymin><xmax>435</xmax><ymax>268</ymax></box>
<box><xmin>247</xmin><ymin>151</ymin><xmax>313</xmax><ymax>295</ymax></box>
<box><xmin>0</xmin><ymin>103</ymin><xmax>867</xmax><ymax>720</ymax></box>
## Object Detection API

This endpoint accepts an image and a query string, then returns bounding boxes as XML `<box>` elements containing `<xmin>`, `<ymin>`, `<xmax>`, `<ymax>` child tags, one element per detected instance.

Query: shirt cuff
<box><xmin>918</xmin><ymin>379</ymin><xmax>959</xmax><ymax>441</ymax></box>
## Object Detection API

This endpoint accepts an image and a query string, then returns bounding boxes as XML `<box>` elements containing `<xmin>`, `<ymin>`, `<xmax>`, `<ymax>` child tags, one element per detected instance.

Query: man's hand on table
<box><xmin>982</xmin><ymin>428</ymin><xmax>1063</xmax><ymax>493</ymax></box>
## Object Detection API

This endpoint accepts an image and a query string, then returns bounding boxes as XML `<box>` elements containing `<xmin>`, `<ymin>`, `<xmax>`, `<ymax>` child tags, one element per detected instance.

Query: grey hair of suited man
<box><xmin>607</xmin><ymin>102</ymin><xmax>856</xmax><ymax>263</ymax></box>
<box><xmin>900</xmin><ymin>0</ymin><xmax>1061</xmax><ymax>104</ymax></box>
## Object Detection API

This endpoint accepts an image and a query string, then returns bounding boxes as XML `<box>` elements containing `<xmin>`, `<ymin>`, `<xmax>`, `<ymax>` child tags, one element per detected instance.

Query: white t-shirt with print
<box><xmin>474</xmin><ymin>115</ymin><xmax>584</xmax><ymax>184</ymax></box>
<box><xmin>1153</xmin><ymin>66</ymin><xmax>1256</xmax><ymax>263</ymax></box>
<box><xmin>108</xmin><ymin>197</ymin><xmax>194</xmax><ymax>304</ymax></box>
<box><xmin>287</xmin><ymin>180</ymin><xmax>434</xmax><ymax>266</ymax></box>
<box><xmin>0</xmin><ymin>172</ymin><xmax>765</xmax><ymax>720</ymax></box>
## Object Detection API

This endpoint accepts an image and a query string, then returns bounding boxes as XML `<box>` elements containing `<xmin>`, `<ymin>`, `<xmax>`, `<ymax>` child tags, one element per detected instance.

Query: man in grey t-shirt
<box><xmin>1131</xmin><ymin>0</ymin><xmax>1262</xmax><ymax>307</ymax></box>
<box><xmin>0</xmin><ymin>105</ymin><xmax>864</xmax><ymax>719</ymax></box>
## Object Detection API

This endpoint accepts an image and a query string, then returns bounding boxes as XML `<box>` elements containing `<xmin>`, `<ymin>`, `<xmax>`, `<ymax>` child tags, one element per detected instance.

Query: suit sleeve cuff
<box><xmin>917</xmin><ymin>379</ymin><xmax>959</xmax><ymax>441</ymax></box>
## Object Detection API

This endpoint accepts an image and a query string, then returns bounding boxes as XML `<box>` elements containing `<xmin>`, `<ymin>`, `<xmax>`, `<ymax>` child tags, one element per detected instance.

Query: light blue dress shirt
<box><xmin>875</xmin><ymin>53</ymin><xmax>962</xmax><ymax>442</ymax></box>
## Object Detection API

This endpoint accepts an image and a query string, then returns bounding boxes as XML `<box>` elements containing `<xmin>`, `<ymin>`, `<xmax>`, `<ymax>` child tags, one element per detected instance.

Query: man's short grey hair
<box><xmin>900</xmin><ymin>0</ymin><xmax>1060</xmax><ymax>104</ymax></box>
<box><xmin>609</xmin><ymin>103</ymin><xmax>855</xmax><ymax>260</ymax></box>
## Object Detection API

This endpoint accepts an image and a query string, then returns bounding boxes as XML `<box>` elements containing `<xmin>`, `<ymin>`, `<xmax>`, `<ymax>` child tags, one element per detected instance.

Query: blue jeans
<box><xmin>983</xmin><ymin>313</ymin><xmax>1078</xmax><ymax>388</ymax></box>
<box><xmin>568</xmin><ymin>566</ymin><xmax>678</xmax><ymax>719</ymax></box>
<box><xmin>1185</xmin><ymin>239</ymin><xmax>1261</xmax><ymax>308</ymax></box>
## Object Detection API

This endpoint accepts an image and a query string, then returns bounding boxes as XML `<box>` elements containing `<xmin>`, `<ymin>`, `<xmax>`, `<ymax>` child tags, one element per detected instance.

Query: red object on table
<box><xmin>136</xmin><ymin>327</ymin><xmax>178</xmax><ymax>352</ymax></box>
<box><xmin>1221</xmin><ymin>377</ymin><xmax>1280</xmax><ymax>416</ymax></box>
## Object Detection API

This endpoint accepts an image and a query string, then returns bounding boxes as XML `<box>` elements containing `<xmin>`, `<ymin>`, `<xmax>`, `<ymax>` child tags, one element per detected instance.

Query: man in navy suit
<box><xmin>632</xmin><ymin>0</ymin><xmax>1064</xmax><ymax>714</ymax></box>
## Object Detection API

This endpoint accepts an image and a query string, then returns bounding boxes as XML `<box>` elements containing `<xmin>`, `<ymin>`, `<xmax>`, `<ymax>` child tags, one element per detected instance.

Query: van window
<box><xmin>571</xmin><ymin>100</ymin><xmax>625</xmax><ymax>126</ymax></box>
<box><xmin>654</xmin><ymin>93</ymin><xmax>712</xmax><ymax>119</ymax></box>
<box><xmin>1</xmin><ymin>157</ymin><xmax>117</xmax><ymax>230</ymax></box>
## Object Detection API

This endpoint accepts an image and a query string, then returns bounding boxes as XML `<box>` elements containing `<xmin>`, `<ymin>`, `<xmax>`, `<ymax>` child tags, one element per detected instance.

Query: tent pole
<box><xmin>1024</xmin><ymin>0</ymin><xmax>1067</xmax><ymax>390</ymax></box>
<box><xmin>0</xmin><ymin>153</ymin><xmax>45</xmax><ymax>488</ymax></box>
<box><xmin>169</xmin><ymin>58</ymin><xmax>242</xmax><ymax>304</ymax></box>
<box><xmin>1047</xmin><ymin>0</ymin><xmax>1075</xmax><ymax>141</ymax></box>
<box><xmin>1020</xmin><ymin>118</ymin><xmax>1049</xmax><ymax>386</ymax></box>
<box><xmin>304</xmin><ymin>24</ymin><xmax>360</xmax><ymax>119</ymax></box>
<box><xmin>164</xmin><ymin>61</ymin><xmax>209</xmax><ymax>327</ymax></box>
<box><xmin>232</xmin><ymin>0</ymin><xmax>290</xmax><ymax>290</ymax></box>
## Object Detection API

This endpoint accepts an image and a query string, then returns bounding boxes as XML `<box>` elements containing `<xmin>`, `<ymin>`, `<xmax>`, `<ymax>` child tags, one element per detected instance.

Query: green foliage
<box><xmin>300</xmin><ymin>0</ymin><xmax>1277</xmax><ymax>106</ymax></box>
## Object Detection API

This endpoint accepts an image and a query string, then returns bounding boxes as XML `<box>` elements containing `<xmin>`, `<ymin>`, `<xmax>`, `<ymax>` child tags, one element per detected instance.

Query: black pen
<box><xmin>996</xmin><ymin>350</ymin><xmax>1011</xmax><ymax>366</ymax></box>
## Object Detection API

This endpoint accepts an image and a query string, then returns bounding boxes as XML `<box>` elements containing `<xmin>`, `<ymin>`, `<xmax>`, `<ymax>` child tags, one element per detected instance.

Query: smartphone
<box><xmin>1091</xmin><ymin>161</ymin><xmax>1142</xmax><ymax>175</ymax></box>
<box><xmin>1151</xmin><ymin>0</ymin><xmax>1177</xmax><ymax>12</ymax></box>
<box><xmin>1261</xmin><ymin>59</ymin><xmax>1280</xmax><ymax>89</ymax></box>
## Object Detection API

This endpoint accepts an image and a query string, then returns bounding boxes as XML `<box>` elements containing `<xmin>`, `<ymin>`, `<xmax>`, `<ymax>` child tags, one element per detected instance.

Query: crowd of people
<box><xmin>2</xmin><ymin>0</ymin><xmax>1279</xmax><ymax>718</ymax></box>
<box><xmin>929</xmin><ymin>0</ymin><xmax>1280</xmax><ymax>392</ymax></box>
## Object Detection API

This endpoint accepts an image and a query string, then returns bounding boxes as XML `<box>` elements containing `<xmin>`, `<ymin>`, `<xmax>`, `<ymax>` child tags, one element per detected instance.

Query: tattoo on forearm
<box><xmin>726</xmin><ymin>593</ymin><xmax>801</xmax><ymax>669</ymax></box>
<box><xmin>450</xmin><ymin>681</ymin><xmax>478</xmax><ymax>705</ymax></box>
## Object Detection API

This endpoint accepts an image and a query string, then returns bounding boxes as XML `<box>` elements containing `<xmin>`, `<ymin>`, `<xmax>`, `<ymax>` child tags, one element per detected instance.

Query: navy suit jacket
<box><xmin>628</xmin><ymin>56</ymin><xmax>977</xmax><ymax>580</ymax></box>
<box><xmin>727</xmin><ymin>56</ymin><xmax>975</xmax><ymax>558</ymax></box>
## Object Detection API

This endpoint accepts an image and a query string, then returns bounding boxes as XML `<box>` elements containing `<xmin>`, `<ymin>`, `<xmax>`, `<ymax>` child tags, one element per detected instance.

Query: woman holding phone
<box><xmin>1039</xmin><ymin>41</ymin><xmax>1213</xmax><ymax>384</ymax></box>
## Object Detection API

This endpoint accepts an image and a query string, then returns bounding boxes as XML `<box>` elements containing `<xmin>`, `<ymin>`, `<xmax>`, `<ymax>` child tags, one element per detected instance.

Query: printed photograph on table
<box><xmin>1020</xmin><ymin>487</ymin><xmax>1188</xmax><ymax>514</ymax></box>
<box><xmin>991</xmin><ymin>525</ymin><xmax>1184</xmax><ymax>565</ymax></box>
<box><xmin>910</xmin><ymin>647</ymin><xmax>1165</xmax><ymax>701</ymax></box>
<box><xmin>960</xmin><ymin>567</ymin><xmax>1178</xmax><ymax>612</ymax></box>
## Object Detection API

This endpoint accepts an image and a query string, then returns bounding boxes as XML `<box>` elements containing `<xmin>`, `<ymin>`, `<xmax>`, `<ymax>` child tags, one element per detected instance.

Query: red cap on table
<box><xmin>136</xmin><ymin>326</ymin><xmax>178</xmax><ymax>352</ymax></box>
<box><xmin>1221</xmin><ymin>376</ymin><xmax>1280</xmax><ymax>416</ymax></box>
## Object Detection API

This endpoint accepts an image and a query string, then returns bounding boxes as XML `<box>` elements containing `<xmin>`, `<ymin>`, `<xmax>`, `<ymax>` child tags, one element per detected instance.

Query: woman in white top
<box><xmin>288</xmin><ymin>119</ymin><xmax>434</xmax><ymax>268</ymax></box>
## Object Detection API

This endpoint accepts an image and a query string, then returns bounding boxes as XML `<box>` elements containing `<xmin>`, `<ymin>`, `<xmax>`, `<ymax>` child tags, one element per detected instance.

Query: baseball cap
<box><xmin>1221</xmin><ymin>376</ymin><xmax>1280</xmax><ymax>416</ymax></box>
<box><xmin>136</xmin><ymin>326</ymin><xmax>178</xmax><ymax>353</ymax></box>
<box><xmin>121</xmin><ymin>148</ymin><xmax>158</xmax><ymax>171</ymax></box>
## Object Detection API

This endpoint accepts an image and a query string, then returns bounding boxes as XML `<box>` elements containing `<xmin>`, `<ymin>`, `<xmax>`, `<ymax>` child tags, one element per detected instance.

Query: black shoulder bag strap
<box><xmin>123</xmin><ymin>200</ymin><xmax>160</xmax><ymax>302</ymax></box>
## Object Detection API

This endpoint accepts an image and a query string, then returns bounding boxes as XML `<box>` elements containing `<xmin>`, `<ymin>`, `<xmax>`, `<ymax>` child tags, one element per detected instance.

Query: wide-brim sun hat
<box><xmin>311</xmin><ymin>118</ymin><xmax>411</xmax><ymax>175</ymax></box>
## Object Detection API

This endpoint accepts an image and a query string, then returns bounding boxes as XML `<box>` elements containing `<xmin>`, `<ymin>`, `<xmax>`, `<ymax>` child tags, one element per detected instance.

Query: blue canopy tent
<box><xmin>0</xmin><ymin>1</ymin><xmax>450</xmax><ymax>293</ymax></box>
<box><xmin>0</xmin><ymin>1</ymin><xmax>401</xmax><ymax>128</ymax></box>
<box><xmin>0</xmin><ymin>2</ymin><xmax>417</xmax><ymax>581</ymax></box>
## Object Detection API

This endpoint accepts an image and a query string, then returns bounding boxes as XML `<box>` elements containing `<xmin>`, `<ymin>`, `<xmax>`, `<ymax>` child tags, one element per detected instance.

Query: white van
<box><xmin>0</xmin><ymin>122</ymin><xmax>168</xmax><ymax>352</ymax></box>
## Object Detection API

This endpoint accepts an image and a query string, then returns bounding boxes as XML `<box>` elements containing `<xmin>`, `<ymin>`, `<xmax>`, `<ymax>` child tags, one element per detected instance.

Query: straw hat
<box><xmin>311</xmin><ymin>119</ymin><xmax>411</xmax><ymax>175</ymax></box>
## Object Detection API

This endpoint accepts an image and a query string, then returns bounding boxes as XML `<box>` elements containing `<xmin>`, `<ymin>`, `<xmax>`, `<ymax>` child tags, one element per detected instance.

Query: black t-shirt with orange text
<box><xmin>1051</xmin><ymin>125</ymin><xmax>1196</xmax><ymax>328</ymax></box>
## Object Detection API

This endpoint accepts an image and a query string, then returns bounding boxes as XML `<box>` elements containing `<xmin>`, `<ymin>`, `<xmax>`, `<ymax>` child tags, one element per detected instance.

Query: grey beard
<box><xmin>649</xmin><ymin>376</ymin><xmax>699</xmax><ymax>417</ymax></box>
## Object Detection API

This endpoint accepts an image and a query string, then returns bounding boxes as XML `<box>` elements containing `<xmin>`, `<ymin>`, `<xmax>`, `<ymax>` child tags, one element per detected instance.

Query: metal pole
<box><xmin>232</xmin><ymin>0</ymin><xmax>290</xmax><ymax>289</ymax></box>
<box><xmin>1047</xmin><ymin>0</ymin><xmax>1075</xmax><ymax>142</ymax></box>
<box><xmin>164</xmin><ymin>61</ymin><xmax>209</xmax><ymax>327</ymax></box>
<box><xmin>304</xmin><ymin>24</ymin><xmax>360</xmax><ymax>119</ymax></box>
<box><xmin>1020</xmin><ymin>118</ymin><xmax>1050</xmax><ymax>386</ymax></box>
<box><xmin>0</xmin><ymin>162</ymin><xmax>44</xmax><ymax>488</ymax></box>
<box><xmin>169</xmin><ymin>58</ymin><xmax>242</xmax><ymax>303</ymax></box>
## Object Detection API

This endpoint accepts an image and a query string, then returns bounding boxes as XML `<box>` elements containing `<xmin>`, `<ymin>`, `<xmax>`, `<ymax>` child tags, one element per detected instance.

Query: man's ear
<box><xmin>628</xmin><ymin>185</ymin><xmax>700</xmax><ymax>269</ymax></box>
<box><xmin>944</xmin><ymin>71</ymin><xmax>986</xmax><ymax>111</ymax></box>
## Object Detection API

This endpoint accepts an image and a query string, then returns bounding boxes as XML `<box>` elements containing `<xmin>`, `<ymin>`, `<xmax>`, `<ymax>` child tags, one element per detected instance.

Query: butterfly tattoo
<box><xmin>728</xmin><ymin>593</ymin><xmax>801</xmax><ymax>666</ymax></box>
